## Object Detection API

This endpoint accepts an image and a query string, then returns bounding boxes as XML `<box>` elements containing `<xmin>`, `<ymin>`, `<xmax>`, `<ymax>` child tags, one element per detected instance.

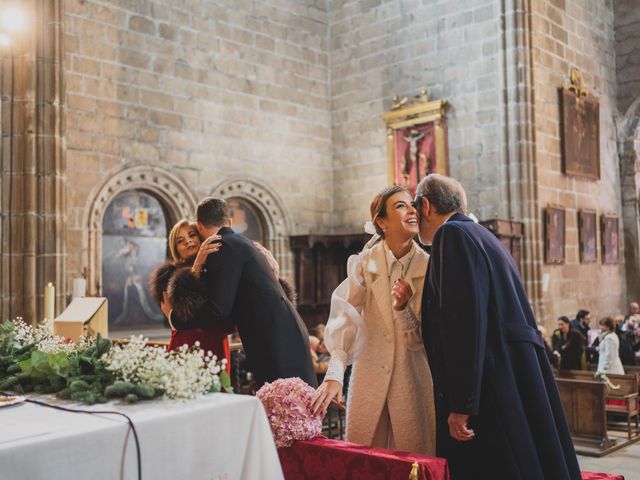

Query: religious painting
<box><xmin>601</xmin><ymin>215</ymin><xmax>619</xmax><ymax>265</ymax></box>
<box><xmin>383</xmin><ymin>87</ymin><xmax>448</xmax><ymax>195</ymax></box>
<box><xmin>228</xmin><ymin>197</ymin><xmax>266</xmax><ymax>244</ymax></box>
<box><xmin>560</xmin><ymin>69</ymin><xmax>600</xmax><ymax>180</ymax></box>
<box><xmin>545</xmin><ymin>207</ymin><xmax>565</xmax><ymax>265</ymax></box>
<box><xmin>578</xmin><ymin>210</ymin><xmax>597</xmax><ymax>263</ymax></box>
<box><xmin>102</xmin><ymin>190</ymin><xmax>168</xmax><ymax>330</ymax></box>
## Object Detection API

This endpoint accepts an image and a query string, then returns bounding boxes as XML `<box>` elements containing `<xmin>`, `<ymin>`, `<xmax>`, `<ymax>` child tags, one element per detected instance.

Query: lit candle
<box><xmin>44</xmin><ymin>282</ymin><xmax>55</xmax><ymax>321</ymax></box>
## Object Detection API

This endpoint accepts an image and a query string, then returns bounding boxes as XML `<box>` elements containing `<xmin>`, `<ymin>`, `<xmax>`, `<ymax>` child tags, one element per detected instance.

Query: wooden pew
<box><xmin>556</xmin><ymin>378</ymin><xmax>614</xmax><ymax>450</ymax></box>
<box><xmin>556</xmin><ymin>369</ymin><xmax>639</xmax><ymax>439</ymax></box>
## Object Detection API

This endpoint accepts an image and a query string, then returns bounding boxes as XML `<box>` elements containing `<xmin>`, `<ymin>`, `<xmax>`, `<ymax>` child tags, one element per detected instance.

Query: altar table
<box><xmin>0</xmin><ymin>393</ymin><xmax>284</xmax><ymax>480</ymax></box>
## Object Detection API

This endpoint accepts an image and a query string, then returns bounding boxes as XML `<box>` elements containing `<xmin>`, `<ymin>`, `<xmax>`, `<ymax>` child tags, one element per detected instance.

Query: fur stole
<box><xmin>168</xmin><ymin>266</ymin><xmax>208</xmax><ymax>321</ymax></box>
<box><xmin>149</xmin><ymin>262</ymin><xmax>176</xmax><ymax>306</ymax></box>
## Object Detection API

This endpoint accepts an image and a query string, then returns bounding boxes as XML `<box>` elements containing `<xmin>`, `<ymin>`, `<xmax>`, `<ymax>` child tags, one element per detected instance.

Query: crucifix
<box><xmin>403</xmin><ymin>128</ymin><xmax>425</xmax><ymax>183</ymax></box>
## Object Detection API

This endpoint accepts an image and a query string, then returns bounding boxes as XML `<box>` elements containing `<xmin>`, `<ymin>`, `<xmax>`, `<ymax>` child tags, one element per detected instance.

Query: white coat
<box><xmin>597</xmin><ymin>331</ymin><xmax>625</xmax><ymax>375</ymax></box>
<box><xmin>324</xmin><ymin>240</ymin><xmax>435</xmax><ymax>455</ymax></box>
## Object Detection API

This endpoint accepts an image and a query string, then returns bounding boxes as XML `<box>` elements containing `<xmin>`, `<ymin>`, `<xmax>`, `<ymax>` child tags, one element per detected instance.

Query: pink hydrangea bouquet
<box><xmin>256</xmin><ymin>377</ymin><xmax>323</xmax><ymax>448</ymax></box>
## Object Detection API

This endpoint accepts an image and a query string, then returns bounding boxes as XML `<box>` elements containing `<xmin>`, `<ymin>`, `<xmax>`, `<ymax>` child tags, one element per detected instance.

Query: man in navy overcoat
<box><xmin>416</xmin><ymin>174</ymin><xmax>581</xmax><ymax>480</ymax></box>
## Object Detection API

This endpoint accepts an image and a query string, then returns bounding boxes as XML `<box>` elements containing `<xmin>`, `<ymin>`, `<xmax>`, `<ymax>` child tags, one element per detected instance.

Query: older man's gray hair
<box><xmin>415</xmin><ymin>174</ymin><xmax>467</xmax><ymax>215</ymax></box>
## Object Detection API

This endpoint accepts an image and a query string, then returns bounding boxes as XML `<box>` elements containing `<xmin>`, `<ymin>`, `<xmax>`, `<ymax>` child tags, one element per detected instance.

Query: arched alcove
<box><xmin>211</xmin><ymin>178</ymin><xmax>293</xmax><ymax>277</ymax></box>
<box><xmin>84</xmin><ymin>165</ymin><xmax>196</xmax><ymax>297</ymax></box>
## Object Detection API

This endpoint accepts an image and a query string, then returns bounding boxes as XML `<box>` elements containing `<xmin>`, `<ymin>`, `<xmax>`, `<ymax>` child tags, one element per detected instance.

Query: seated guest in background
<box><xmin>552</xmin><ymin>316</ymin><xmax>571</xmax><ymax>357</ymax></box>
<box><xmin>538</xmin><ymin>324</ymin><xmax>558</xmax><ymax>368</ymax></box>
<box><xmin>554</xmin><ymin>316</ymin><xmax>585</xmax><ymax>370</ymax></box>
<box><xmin>311</xmin><ymin>324</ymin><xmax>330</xmax><ymax>363</ymax></box>
<box><xmin>619</xmin><ymin>317</ymin><xmax>639</xmax><ymax>365</ymax></box>
<box><xmin>150</xmin><ymin>219</ymin><xmax>231</xmax><ymax>358</ymax></box>
<box><xmin>596</xmin><ymin>317</ymin><xmax>625</xmax><ymax>375</ymax></box>
<box><xmin>309</xmin><ymin>335</ymin><xmax>329</xmax><ymax>374</ymax></box>
<box><xmin>312</xmin><ymin>186</ymin><xmax>435</xmax><ymax>455</ymax></box>
<box><xmin>166</xmin><ymin>197</ymin><xmax>316</xmax><ymax>389</ymax></box>
<box><xmin>571</xmin><ymin>309</ymin><xmax>591</xmax><ymax>346</ymax></box>
<box><xmin>623</xmin><ymin>302</ymin><xmax>640</xmax><ymax>330</ymax></box>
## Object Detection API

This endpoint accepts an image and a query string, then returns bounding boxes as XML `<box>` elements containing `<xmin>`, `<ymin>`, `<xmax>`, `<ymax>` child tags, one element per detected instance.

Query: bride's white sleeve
<box><xmin>323</xmin><ymin>254</ymin><xmax>367</xmax><ymax>386</ymax></box>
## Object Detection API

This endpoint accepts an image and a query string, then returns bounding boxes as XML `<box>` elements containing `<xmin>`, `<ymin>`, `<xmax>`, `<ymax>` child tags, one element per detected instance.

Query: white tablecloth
<box><xmin>0</xmin><ymin>393</ymin><xmax>284</xmax><ymax>480</ymax></box>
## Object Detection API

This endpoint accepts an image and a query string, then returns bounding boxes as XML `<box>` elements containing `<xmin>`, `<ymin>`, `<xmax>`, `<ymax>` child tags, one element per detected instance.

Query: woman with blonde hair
<box><xmin>311</xmin><ymin>185</ymin><xmax>435</xmax><ymax>455</ymax></box>
<box><xmin>150</xmin><ymin>219</ymin><xmax>231</xmax><ymax>357</ymax></box>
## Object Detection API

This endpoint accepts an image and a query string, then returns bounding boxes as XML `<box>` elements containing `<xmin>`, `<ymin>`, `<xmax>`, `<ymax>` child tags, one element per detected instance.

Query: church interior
<box><xmin>1</xmin><ymin>0</ymin><xmax>639</xmax><ymax>478</ymax></box>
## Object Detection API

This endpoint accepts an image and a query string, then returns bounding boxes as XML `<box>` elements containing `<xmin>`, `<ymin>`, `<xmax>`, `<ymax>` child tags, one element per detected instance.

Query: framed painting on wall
<box><xmin>601</xmin><ymin>215</ymin><xmax>619</xmax><ymax>265</ymax></box>
<box><xmin>545</xmin><ymin>207</ymin><xmax>565</xmax><ymax>265</ymax></box>
<box><xmin>382</xmin><ymin>88</ymin><xmax>448</xmax><ymax>196</ymax></box>
<box><xmin>578</xmin><ymin>210</ymin><xmax>597</xmax><ymax>263</ymax></box>
<box><xmin>559</xmin><ymin>69</ymin><xmax>600</xmax><ymax>180</ymax></box>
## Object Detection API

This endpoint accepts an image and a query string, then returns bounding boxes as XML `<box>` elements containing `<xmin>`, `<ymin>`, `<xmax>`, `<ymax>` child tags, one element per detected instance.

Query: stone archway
<box><xmin>618</xmin><ymin>97</ymin><xmax>640</xmax><ymax>301</ymax></box>
<box><xmin>211</xmin><ymin>178</ymin><xmax>293</xmax><ymax>277</ymax></box>
<box><xmin>84</xmin><ymin>165</ymin><xmax>196</xmax><ymax>295</ymax></box>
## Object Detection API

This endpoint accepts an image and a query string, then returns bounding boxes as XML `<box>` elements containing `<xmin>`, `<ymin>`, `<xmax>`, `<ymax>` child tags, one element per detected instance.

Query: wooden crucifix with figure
<box><xmin>383</xmin><ymin>88</ymin><xmax>449</xmax><ymax>195</ymax></box>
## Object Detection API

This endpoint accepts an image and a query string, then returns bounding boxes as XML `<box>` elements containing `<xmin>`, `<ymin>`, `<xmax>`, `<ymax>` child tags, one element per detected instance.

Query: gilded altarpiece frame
<box><xmin>560</xmin><ymin>69</ymin><xmax>600</xmax><ymax>180</ymax></box>
<box><xmin>383</xmin><ymin>89</ymin><xmax>448</xmax><ymax>195</ymax></box>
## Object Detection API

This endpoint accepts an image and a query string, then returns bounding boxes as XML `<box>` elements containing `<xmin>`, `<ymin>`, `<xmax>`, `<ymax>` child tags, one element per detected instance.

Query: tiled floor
<box><xmin>578</xmin><ymin>440</ymin><xmax>640</xmax><ymax>480</ymax></box>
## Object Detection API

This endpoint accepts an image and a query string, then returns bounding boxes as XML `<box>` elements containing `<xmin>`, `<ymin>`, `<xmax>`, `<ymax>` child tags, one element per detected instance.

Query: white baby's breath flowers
<box><xmin>101</xmin><ymin>336</ymin><xmax>226</xmax><ymax>400</ymax></box>
<box><xmin>13</xmin><ymin>317</ymin><xmax>94</xmax><ymax>354</ymax></box>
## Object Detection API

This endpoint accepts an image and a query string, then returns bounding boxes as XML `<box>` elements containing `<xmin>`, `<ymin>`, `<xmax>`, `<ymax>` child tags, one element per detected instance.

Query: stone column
<box><xmin>618</xmin><ymin>108</ymin><xmax>640</xmax><ymax>302</ymax></box>
<box><xmin>0</xmin><ymin>0</ymin><xmax>66</xmax><ymax>324</ymax></box>
<box><xmin>498</xmin><ymin>0</ymin><xmax>543</xmax><ymax>318</ymax></box>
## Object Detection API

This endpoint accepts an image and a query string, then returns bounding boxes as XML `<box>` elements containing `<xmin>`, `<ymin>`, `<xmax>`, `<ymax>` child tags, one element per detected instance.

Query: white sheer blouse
<box><xmin>323</xmin><ymin>245</ymin><xmax>422</xmax><ymax>385</ymax></box>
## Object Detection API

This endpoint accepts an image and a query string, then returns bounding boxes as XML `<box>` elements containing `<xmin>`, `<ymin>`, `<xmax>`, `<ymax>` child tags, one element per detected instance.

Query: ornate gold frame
<box><xmin>382</xmin><ymin>88</ymin><xmax>448</xmax><ymax>186</ymax></box>
<box><xmin>559</xmin><ymin>68</ymin><xmax>600</xmax><ymax>180</ymax></box>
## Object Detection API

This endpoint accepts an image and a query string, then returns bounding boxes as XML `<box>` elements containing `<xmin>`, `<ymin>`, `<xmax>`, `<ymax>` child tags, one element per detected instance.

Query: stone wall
<box><xmin>63</xmin><ymin>0</ymin><xmax>333</xmax><ymax>291</ymax></box>
<box><xmin>31</xmin><ymin>0</ymin><xmax>633</xmax><ymax>322</ymax></box>
<box><xmin>329</xmin><ymin>0</ymin><xmax>506</xmax><ymax>231</ymax></box>
<box><xmin>531</xmin><ymin>0</ymin><xmax>625</xmax><ymax>328</ymax></box>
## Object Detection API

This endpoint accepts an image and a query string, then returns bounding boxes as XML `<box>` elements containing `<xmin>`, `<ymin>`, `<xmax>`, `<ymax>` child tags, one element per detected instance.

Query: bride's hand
<box><xmin>192</xmin><ymin>234</ymin><xmax>222</xmax><ymax>272</ymax></box>
<box><xmin>310</xmin><ymin>380</ymin><xmax>343</xmax><ymax>415</ymax></box>
<box><xmin>391</xmin><ymin>278</ymin><xmax>413</xmax><ymax>310</ymax></box>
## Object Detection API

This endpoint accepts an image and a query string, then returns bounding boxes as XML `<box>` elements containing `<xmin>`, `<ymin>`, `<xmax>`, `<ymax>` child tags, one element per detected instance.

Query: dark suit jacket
<box><xmin>422</xmin><ymin>213</ymin><xmax>580</xmax><ymax>480</ymax></box>
<box><xmin>571</xmin><ymin>319</ymin><xmax>590</xmax><ymax>346</ymax></box>
<box><xmin>560</xmin><ymin>329</ymin><xmax>585</xmax><ymax>370</ymax></box>
<box><xmin>171</xmin><ymin>227</ymin><xmax>316</xmax><ymax>388</ymax></box>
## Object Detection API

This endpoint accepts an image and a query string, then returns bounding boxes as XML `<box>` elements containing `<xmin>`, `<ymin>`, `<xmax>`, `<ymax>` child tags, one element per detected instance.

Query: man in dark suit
<box><xmin>415</xmin><ymin>174</ymin><xmax>580</xmax><ymax>480</ymax></box>
<box><xmin>169</xmin><ymin>197</ymin><xmax>317</xmax><ymax>388</ymax></box>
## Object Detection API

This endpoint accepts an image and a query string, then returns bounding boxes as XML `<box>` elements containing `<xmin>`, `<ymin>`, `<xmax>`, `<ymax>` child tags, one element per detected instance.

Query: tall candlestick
<box><xmin>44</xmin><ymin>282</ymin><xmax>55</xmax><ymax>321</ymax></box>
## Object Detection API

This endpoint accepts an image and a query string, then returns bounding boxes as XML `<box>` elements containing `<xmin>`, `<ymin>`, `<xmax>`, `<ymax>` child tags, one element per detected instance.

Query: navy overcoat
<box><xmin>422</xmin><ymin>213</ymin><xmax>581</xmax><ymax>480</ymax></box>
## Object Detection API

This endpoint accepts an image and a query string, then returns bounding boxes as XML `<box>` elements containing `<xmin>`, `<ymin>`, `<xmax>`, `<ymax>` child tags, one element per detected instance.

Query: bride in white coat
<box><xmin>311</xmin><ymin>186</ymin><xmax>435</xmax><ymax>455</ymax></box>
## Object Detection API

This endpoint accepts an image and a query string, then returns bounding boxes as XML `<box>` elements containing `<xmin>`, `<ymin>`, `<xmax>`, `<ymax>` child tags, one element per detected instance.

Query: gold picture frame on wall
<box><xmin>601</xmin><ymin>215</ymin><xmax>619</xmax><ymax>265</ymax></box>
<box><xmin>382</xmin><ymin>88</ymin><xmax>448</xmax><ymax>196</ymax></box>
<box><xmin>559</xmin><ymin>69</ymin><xmax>600</xmax><ymax>180</ymax></box>
<box><xmin>545</xmin><ymin>207</ymin><xmax>565</xmax><ymax>265</ymax></box>
<box><xmin>578</xmin><ymin>210</ymin><xmax>597</xmax><ymax>263</ymax></box>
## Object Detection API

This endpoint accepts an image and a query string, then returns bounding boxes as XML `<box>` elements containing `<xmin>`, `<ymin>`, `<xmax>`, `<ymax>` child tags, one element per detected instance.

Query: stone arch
<box><xmin>211</xmin><ymin>177</ymin><xmax>293</xmax><ymax>277</ymax></box>
<box><xmin>84</xmin><ymin>165</ymin><xmax>197</xmax><ymax>295</ymax></box>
